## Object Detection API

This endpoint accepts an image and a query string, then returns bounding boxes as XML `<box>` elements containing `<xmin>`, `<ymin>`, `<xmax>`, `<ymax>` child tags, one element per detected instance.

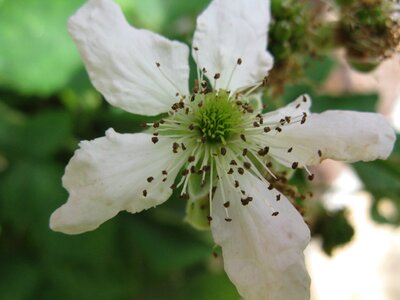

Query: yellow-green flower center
<box><xmin>194</xmin><ymin>90</ymin><xmax>243</xmax><ymax>144</ymax></box>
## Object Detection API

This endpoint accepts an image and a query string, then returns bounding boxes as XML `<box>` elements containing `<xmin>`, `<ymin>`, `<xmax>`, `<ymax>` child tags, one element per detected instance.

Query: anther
<box><xmin>147</xmin><ymin>177</ymin><xmax>154</xmax><ymax>183</ymax></box>
<box><xmin>285</xmin><ymin>116</ymin><xmax>291</xmax><ymax>123</ymax></box>
<box><xmin>214</xmin><ymin>73</ymin><xmax>220</xmax><ymax>79</ymax></box>
<box><xmin>221</xmin><ymin>147</ymin><xmax>227</xmax><ymax>156</ymax></box>
<box><xmin>170</xmin><ymin>183</ymin><xmax>177</xmax><ymax>190</ymax></box>
<box><xmin>242</xmin><ymin>148</ymin><xmax>248</xmax><ymax>156</ymax></box>
<box><xmin>207</xmin><ymin>216</ymin><xmax>212</xmax><ymax>222</ymax></box>
<box><xmin>243</xmin><ymin>162</ymin><xmax>251</xmax><ymax>169</ymax></box>
<box><xmin>264</xmin><ymin>127</ymin><xmax>271</xmax><ymax>133</ymax></box>
<box><xmin>318</xmin><ymin>150</ymin><xmax>322</xmax><ymax>157</ymax></box>
<box><xmin>190</xmin><ymin>166</ymin><xmax>196</xmax><ymax>174</ymax></box>
<box><xmin>223</xmin><ymin>201</ymin><xmax>230</xmax><ymax>208</ymax></box>
<box><xmin>227</xmin><ymin>168</ymin><xmax>234</xmax><ymax>175</ymax></box>
<box><xmin>238</xmin><ymin>167</ymin><xmax>245</xmax><ymax>175</ymax></box>
<box><xmin>276</xmin><ymin>194</ymin><xmax>281</xmax><ymax>201</ymax></box>
<box><xmin>302</xmin><ymin>95</ymin><xmax>307</xmax><ymax>102</ymax></box>
<box><xmin>288</xmin><ymin>147</ymin><xmax>293</xmax><ymax>153</ymax></box>
<box><xmin>188</xmin><ymin>156</ymin><xmax>195</xmax><ymax>162</ymax></box>
<box><xmin>308</xmin><ymin>174</ymin><xmax>315</xmax><ymax>181</ymax></box>
<box><xmin>181</xmin><ymin>143</ymin><xmax>186</xmax><ymax>150</ymax></box>
<box><xmin>151</xmin><ymin>137</ymin><xmax>159</xmax><ymax>144</ymax></box>
<box><xmin>291</xmin><ymin>162</ymin><xmax>299</xmax><ymax>169</ymax></box>
<box><xmin>142</xmin><ymin>190</ymin><xmax>148</xmax><ymax>197</ymax></box>
<box><xmin>182</xmin><ymin>169</ymin><xmax>189</xmax><ymax>176</ymax></box>
<box><xmin>153</xmin><ymin>122</ymin><xmax>160</xmax><ymax>128</ymax></box>
<box><xmin>155</xmin><ymin>62</ymin><xmax>160</xmax><ymax>67</ymax></box>
<box><xmin>275</xmin><ymin>127</ymin><xmax>282</xmax><ymax>132</ymax></box>
<box><xmin>225</xmin><ymin>218</ymin><xmax>232</xmax><ymax>222</ymax></box>
<box><xmin>272</xmin><ymin>211</ymin><xmax>279</xmax><ymax>216</ymax></box>
<box><xmin>230</xmin><ymin>160</ymin><xmax>237</xmax><ymax>165</ymax></box>
<box><xmin>162</xmin><ymin>170</ymin><xmax>168</xmax><ymax>175</ymax></box>
<box><xmin>240</xmin><ymin>134</ymin><xmax>246</xmax><ymax>142</ymax></box>
<box><xmin>237</xmin><ymin>58</ymin><xmax>242</xmax><ymax>65</ymax></box>
<box><xmin>194</xmin><ymin>47</ymin><xmax>199</xmax><ymax>51</ymax></box>
<box><xmin>253</xmin><ymin>122</ymin><xmax>260</xmax><ymax>127</ymax></box>
<box><xmin>188</xmin><ymin>124</ymin><xmax>194</xmax><ymax>130</ymax></box>
<box><xmin>295</xmin><ymin>103</ymin><xmax>301</xmax><ymax>109</ymax></box>
<box><xmin>234</xmin><ymin>180</ymin><xmax>239</xmax><ymax>188</ymax></box>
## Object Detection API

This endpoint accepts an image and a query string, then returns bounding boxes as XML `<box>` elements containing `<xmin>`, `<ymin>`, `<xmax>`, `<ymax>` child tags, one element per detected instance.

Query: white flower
<box><xmin>50</xmin><ymin>0</ymin><xmax>396</xmax><ymax>299</ymax></box>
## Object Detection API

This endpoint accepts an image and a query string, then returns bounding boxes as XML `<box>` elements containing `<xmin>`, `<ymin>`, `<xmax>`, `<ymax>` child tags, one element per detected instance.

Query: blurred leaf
<box><xmin>282</xmin><ymin>84</ymin><xmax>378</xmax><ymax>113</ymax></box>
<box><xmin>353</xmin><ymin>134</ymin><xmax>400</xmax><ymax>225</ymax></box>
<box><xmin>313</xmin><ymin>208</ymin><xmax>355</xmax><ymax>255</ymax></box>
<box><xmin>304</xmin><ymin>55</ymin><xmax>336</xmax><ymax>84</ymax></box>
<box><xmin>127</xmin><ymin>217</ymin><xmax>211</xmax><ymax>274</ymax></box>
<box><xmin>0</xmin><ymin>0</ymin><xmax>84</xmax><ymax>95</ymax></box>
<box><xmin>0</xmin><ymin>261</ymin><xmax>40</xmax><ymax>300</ymax></box>
<box><xmin>179</xmin><ymin>271</ymin><xmax>240</xmax><ymax>300</ymax></box>
<box><xmin>0</xmin><ymin>160</ymin><xmax>66</xmax><ymax>240</ymax></box>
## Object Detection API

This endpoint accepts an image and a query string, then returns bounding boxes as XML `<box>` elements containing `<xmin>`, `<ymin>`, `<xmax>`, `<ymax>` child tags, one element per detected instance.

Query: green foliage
<box><xmin>353</xmin><ymin>135</ymin><xmax>400</xmax><ymax>225</ymax></box>
<box><xmin>0</xmin><ymin>0</ymin><xmax>85</xmax><ymax>95</ymax></box>
<box><xmin>313</xmin><ymin>209</ymin><xmax>355</xmax><ymax>255</ymax></box>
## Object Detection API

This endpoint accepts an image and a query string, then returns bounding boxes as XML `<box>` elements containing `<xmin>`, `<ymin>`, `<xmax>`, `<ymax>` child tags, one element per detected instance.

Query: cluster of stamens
<box><xmin>141</xmin><ymin>52</ymin><xmax>320</xmax><ymax>226</ymax></box>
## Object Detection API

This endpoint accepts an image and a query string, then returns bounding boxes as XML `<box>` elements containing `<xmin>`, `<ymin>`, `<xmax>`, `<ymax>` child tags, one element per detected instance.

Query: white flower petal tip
<box><xmin>211</xmin><ymin>175</ymin><xmax>310</xmax><ymax>300</ymax></box>
<box><xmin>68</xmin><ymin>0</ymin><xmax>190</xmax><ymax>116</ymax></box>
<box><xmin>49</xmin><ymin>129</ymin><xmax>184</xmax><ymax>234</ymax></box>
<box><xmin>192</xmin><ymin>0</ymin><xmax>273</xmax><ymax>92</ymax></box>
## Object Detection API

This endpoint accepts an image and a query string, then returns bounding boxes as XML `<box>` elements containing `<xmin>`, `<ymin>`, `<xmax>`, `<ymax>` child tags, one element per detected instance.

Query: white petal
<box><xmin>211</xmin><ymin>174</ymin><xmax>310</xmax><ymax>300</ymax></box>
<box><xmin>69</xmin><ymin>0</ymin><xmax>190</xmax><ymax>116</ymax></box>
<box><xmin>50</xmin><ymin>129</ymin><xmax>184</xmax><ymax>234</ymax></box>
<box><xmin>263</xmin><ymin>94</ymin><xmax>311</xmax><ymax>124</ymax></box>
<box><xmin>192</xmin><ymin>0</ymin><xmax>273</xmax><ymax>92</ymax></box>
<box><xmin>266</xmin><ymin>110</ymin><xmax>396</xmax><ymax>167</ymax></box>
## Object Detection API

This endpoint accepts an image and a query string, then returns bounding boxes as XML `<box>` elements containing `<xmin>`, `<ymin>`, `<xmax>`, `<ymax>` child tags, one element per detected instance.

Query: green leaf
<box><xmin>126</xmin><ymin>217</ymin><xmax>211</xmax><ymax>274</ymax></box>
<box><xmin>353</xmin><ymin>134</ymin><xmax>400</xmax><ymax>225</ymax></box>
<box><xmin>0</xmin><ymin>0</ymin><xmax>84</xmax><ymax>95</ymax></box>
<box><xmin>304</xmin><ymin>55</ymin><xmax>336</xmax><ymax>84</ymax></box>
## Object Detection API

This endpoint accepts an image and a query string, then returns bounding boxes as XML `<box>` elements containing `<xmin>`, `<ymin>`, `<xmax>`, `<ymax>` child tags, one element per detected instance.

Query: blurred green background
<box><xmin>0</xmin><ymin>0</ymin><xmax>399</xmax><ymax>299</ymax></box>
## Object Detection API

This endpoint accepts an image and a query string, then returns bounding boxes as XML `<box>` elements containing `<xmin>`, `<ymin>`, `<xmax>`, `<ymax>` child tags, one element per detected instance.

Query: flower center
<box><xmin>194</xmin><ymin>90</ymin><xmax>243</xmax><ymax>144</ymax></box>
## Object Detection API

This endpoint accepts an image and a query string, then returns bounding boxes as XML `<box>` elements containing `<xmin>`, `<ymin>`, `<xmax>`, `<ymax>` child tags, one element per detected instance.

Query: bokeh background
<box><xmin>0</xmin><ymin>0</ymin><xmax>399</xmax><ymax>299</ymax></box>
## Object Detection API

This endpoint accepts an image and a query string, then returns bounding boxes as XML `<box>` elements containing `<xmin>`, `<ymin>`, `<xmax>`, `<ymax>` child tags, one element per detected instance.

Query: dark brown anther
<box><xmin>185</xmin><ymin>107</ymin><xmax>190</xmax><ymax>114</ymax></box>
<box><xmin>302</xmin><ymin>95</ymin><xmax>307</xmax><ymax>102</ymax></box>
<box><xmin>170</xmin><ymin>183</ymin><xmax>177</xmax><ymax>190</ymax></box>
<box><xmin>275</xmin><ymin>127</ymin><xmax>282</xmax><ymax>132</ymax></box>
<box><xmin>272</xmin><ymin>211</ymin><xmax>279</xmax><ymax>216</ymax></box>
<box><xmin>295</xmin><ymin>103</ymin><xmax>301</xmax><ymax>109</ymax></box>
<box><xmin>188</xmin><ymin>156</ymin><xmax>195</xmax><ymax>162</ymax></box>
<box><xmin>230</xmin><ymin>160</ymin><xmax>237</xmax><ymax>165</ymax></box>
<box><xmin>153</xmin><ymin>122</ymin><xmax>160</xmax><ymax>128</ymax></box>
<box><xmin>223</xmin><ymin>201</ymin><xmax>230</xmax><ymax>208</ymax></box>
<box><xmin>147</xmin><ymin>176</ymin><xmax>154</xmax><ymax>183</ymax></box>
<box><xmin>268</xmin><ymin>184</ymin><xmax>274</xmax><ymax>190</ymax></box>
<box><xmin>266</xmin><ymin>162</ymin><xmax>273</xmax><ymax>168</ymax></box>
<box><xmin>253</xmin><ymin>122</ymin><xmax>260</xmax><ymax>127</ymax></box>
<box><xmin>162</xmin><ymin>178</ymin><xmax>167</xmax><ymax>182</ymax></box>
<box><xmin>234</xmin><ymin>180</ymin><xmax>239</xmax><ymax>188</ymax></box>
<box><xmin>159</xmin><ymin>119</ymin><xmax>165</xmax><ymax>124</ymax></box>
<box><xmin>175</xmin><ymin>92</ymin><xmax>179</xmax><ymax>97</ymax></box>
<box><xmin>198</xmin><ymin>101</ymin><xmax>203</xmax><ymax>108</ymax></box>
<box><xmin>203</xmin><ymin>165</ymin><xmax>211</xmax><ymax>172</ymax></box>
<box><xmin>151</xmin><ymin>137</ymin><xmax>159</xmax><ymax>144</ymax></box>
<box><xmin>221</xmin><ymin>147</ymin><xmax>227</xmax><ymax>156</ymax></box>
<box><xmin>279</xmin><ymin>118</ymin><xmax>285</xmax><ymax>125</ymax></box>
<box><xmin>238</xmin><ymin>167</ymin><xmax>245</xmax><ymax>175</ymax></box>
<box><xmin>258</xmin><ymin>148</ymin><xmax>265</xmax><ymax>156</ymax></box>
<box><xmin>237</xmin><ymin>58</ymin><xmax>242</xmax><ymax>65</ymax></box>
<box><xmin>181</xmin><ymin>143</ymin><xmax>187</xmax><ymax>150</ymax></box>
<box><xmin>242</xmin><ymin>148</ymin><xmax>248</xmax><ymax>156</ymax></box>
<box><xmin>241</xmin><ymin>198</ymin><xmax>249</xmax><ymax>206</ymax></box>
<box><xmin>153</xmin><ymin>132</ymin><xmax>159</xmax><ymax>136</ymax></box>
<box><xmin>202</xmin><ymin>67</ymin><xmax>207</xmax><ymax>73</ymax></box>
<box><xmin>285</xmin><ymin>116</ymin><xmax>291</xmax><ymax>123</ymax></box>
<box><xmin>156</xmin><ymin>62</ymin><xmax>160</xmax><ymax>67</ymax></box>
<box><xmin>240</xmin><ymin>134</ymin><xmax>246</xmax><ymax>142</ymax></box>
<box><xmin>264</xmin><ymin>146</ymin><xmax>269</xmax><ymax>154</ymax></box>
<box><xmin>288</xmin><ymin>147</ymin><xmax>293</xmax><ymax>153</ymax></box>
<box><xmin>207</xmin><ymin>215</ymin><xmax>212</xmax><ymax>222</ymax></box>
<box><xmin>188</xmin><ymin>124</ymin><xmax>194</xmax><ymax>130</ymax></box>
<box><xmin>225</xmin><ymin>218</ymin><xmax>232</xmax><ymax>222</ymax></box>
<box><xmin>214</xmin><ymin>73</ymin><xmax>220</xmax><ymax>79</ymax></box>
<box><xmin>142</xmin><ymin>190</ymin><xmax>148</xmax><ymax>197</ymax></box>
<box><xmin>264</xmin><ymin>126</ymin><xmax>271</xmax><ymax>133</ymax></box>
<box><xmin>162</xmin><ymin>170</ymin><xmax>168</xmax><ymax>175</ymax></box>
<box><xmin>190</xmin><ymin>165</ymin><xmax>196</xmax><ymax>174</ymax></box>
<box><xmin>243</xmin><ymin>162</ymin><xmax>251</xmax><ymax>169</ymax></box>
<box><xmin>194</xmin><ymin>46</ymin><xmax>199</xmax><ymax>51</ymax></box>
<box><xmin>201</xmin><ymin>136</ymin><xmax>207</xmax><ymax>143</ymax></box>
<box><xmin>236</xmin><ymin>100</ymin><xmax>243</xmax><ymax>106</ymax></box>
<box><xmin>227</xmin><ymin>168</ymin><xmax>234</xmax><ymax>175</ymax></box>
<box><xmin>262</xmin><ymin>76</ymin><xmax>269</xmax><ymax>86</ymax></box>
<box><xmin>291</xmin><ymin>162</ymin><xmax>299</xmax><ymax>169</ymax></box>
<box><xmin>308</xmin><ymin>174</ymin><xmax>315</xmax><ymax>181</ymax></box>
<box><xmin>182</xmin><ymin>169</ymin><xmax>189</xmax><ymax>176</ymax></box>
<box><xmin>276</xmin><ymin>194</ymin><xmax>281</xmax><ymax>201</ymax></box>
<box><xmin>318</xmin><ymin>150</ymin><xmax>322</xmax><ymax>157</ymax></box>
